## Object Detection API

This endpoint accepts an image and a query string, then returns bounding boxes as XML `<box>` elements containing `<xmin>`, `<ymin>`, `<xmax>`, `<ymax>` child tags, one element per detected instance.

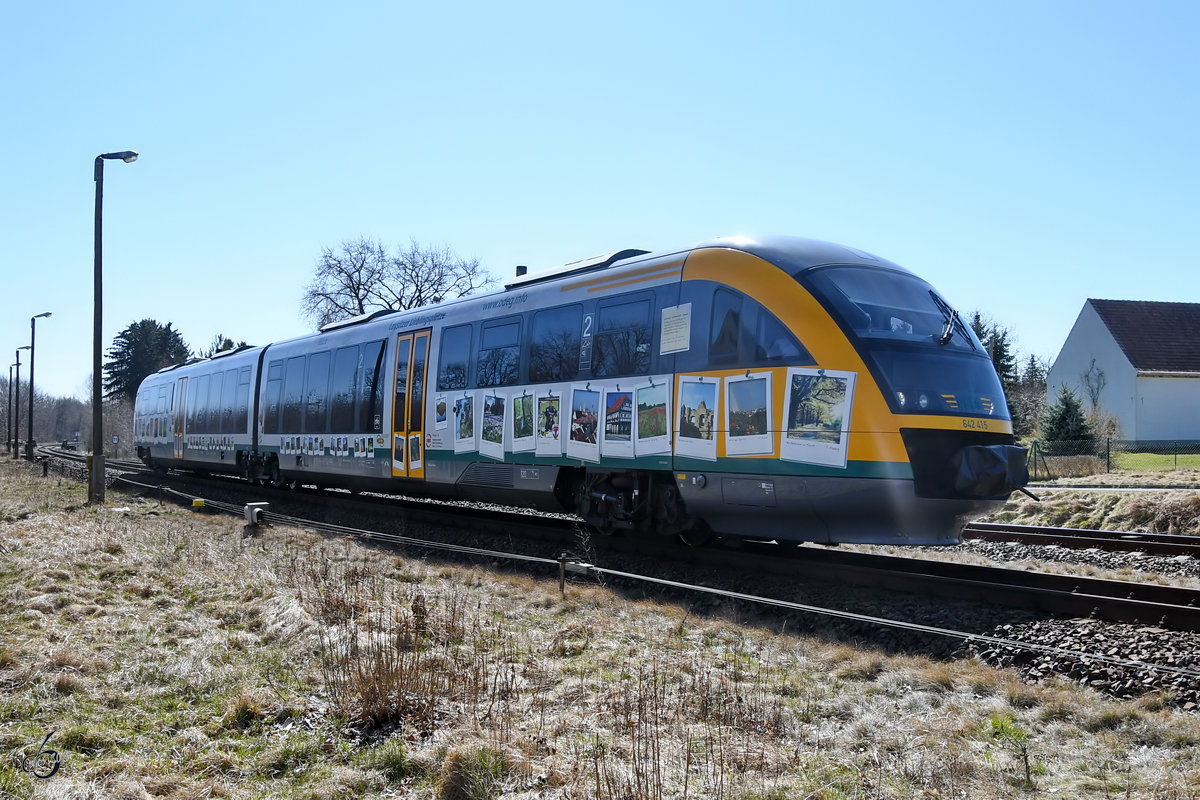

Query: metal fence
<box><xmin>1027</xmin><ymin>439</ymin><xmax>1200</xmax><ymax>479</ymax></box>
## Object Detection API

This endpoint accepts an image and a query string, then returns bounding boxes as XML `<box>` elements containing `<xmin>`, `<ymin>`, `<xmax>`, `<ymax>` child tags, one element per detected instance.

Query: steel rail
<box><xmin>963</xmin><ymin>520</ymin><xmax>1200</xmax><ymax>557</ymax></box>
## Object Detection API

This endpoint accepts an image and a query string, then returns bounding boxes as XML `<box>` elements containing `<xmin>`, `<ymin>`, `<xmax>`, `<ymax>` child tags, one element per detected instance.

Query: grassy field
<box><xmin>2</xmin><ymin>460</ymin><xmax>1200</xmax><ymax>798</ymax></box>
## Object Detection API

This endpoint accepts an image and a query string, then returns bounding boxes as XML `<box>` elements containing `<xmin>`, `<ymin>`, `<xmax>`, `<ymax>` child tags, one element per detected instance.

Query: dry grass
<box><xmin>2</xmin><ymin>459</ymin><xmax>1200</xmax><ymax>798</ymax></box>
<box><xmin>983</xmin><ymin>484</ymin><xmax>1200</xmax><ymax>534</ymax></box>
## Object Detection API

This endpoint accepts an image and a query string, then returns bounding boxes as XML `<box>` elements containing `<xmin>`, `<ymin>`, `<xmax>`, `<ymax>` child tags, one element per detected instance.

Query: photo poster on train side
<box><xmin>479</xmin><ymin>391</ymin><xmax>506</xmax><ymax>461</ymax></box>
<box><xmin>408</xmin><ymin>434</ymin><xmax>422</xmax><ymax>471</ymax></box>
<box><xmin>535</xmin><ymin>388</ymin><xmax>564</xmax><ymax>457</ymax></box>
<box><xmin>633</xmin><ymin>377</ymin><xmax>672</xmax><ymax>456</ymax></box>
<box><xmin>600</xmin><ymin>386</ymin><xmax>635</xmax><ymax>459</ymax></box>
<box><xmin>510</xmin><ymin>389</ymin><xmax>536</xmax><ymax>453</ymax></box>
<box><xmin>566</xmin><ymin>384</ymin><xmax>601</xmax><ymax>463</ymax></box>
<box><xmin>724</xmin><ymin>371</ymin><xmax>774</xmax><ymax>456</ymax></box>
<box><xmin>779</xmin><ymin>367</ymin><xmax>856</xmax><ymax>468</ymax></box>
<box><xmin>675</xmin><ymin>375</ymin><xmax>719</xmax><ymax>461</ymax></box>
<box><xmin>392</xmin><ymin>431</ymin><xmax>405</xmax><ymax>471</ymax></box>
<box><xmin>453</xmin><ymin>391</ymin><xmax>476</xmax><ymax>454</ymax></box>
<box><xmin>434</xmin><ymin>394</ymin><xmax>448</xmax><ymax>431</ymax></box>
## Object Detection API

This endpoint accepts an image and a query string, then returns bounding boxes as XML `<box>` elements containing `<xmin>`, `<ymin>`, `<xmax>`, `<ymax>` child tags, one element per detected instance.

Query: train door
<box><xmin>391</xmin><ymin>329</ymin><xmax>431</xmax><ymax>478</ymax></box>
<box><xmin>173</xmin><ymin>377</ymin><xmax>188</xmax><ymax>459</ymax></box>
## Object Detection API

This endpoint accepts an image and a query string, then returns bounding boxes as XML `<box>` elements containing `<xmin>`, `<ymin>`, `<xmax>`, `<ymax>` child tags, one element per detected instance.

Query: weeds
<box><xmin>4</xmin><ymin>458</ymin><xmax>1200</xmax><ymax>798</ymax></box>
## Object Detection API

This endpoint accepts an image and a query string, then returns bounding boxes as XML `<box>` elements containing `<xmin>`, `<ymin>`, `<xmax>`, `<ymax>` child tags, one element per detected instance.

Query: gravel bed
<box><xmin>967</xmin><ymin>618</ymin><xmax>1200</xmax><ymax>710</ymax></box>
<box><xmin>961</xmin><ymin>537</ymin><xmax>1200</xmax><ymax>580</ymax></box>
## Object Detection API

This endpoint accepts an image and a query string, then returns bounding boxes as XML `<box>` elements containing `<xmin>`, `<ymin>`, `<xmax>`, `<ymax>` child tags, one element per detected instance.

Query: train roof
<box><xmin>683</xmin><ymin>235</ymin><xmax>911</xmax><ymax>275</ymax></box>
<box><xmin>504</xmin><ymin>235</ymin><xmax>910</xmax><ymax>291</ymax></box>
<box><xmin>276</xmin><ymin>235</ymin><xmax>913</xmax><ymax>341</ymax></box>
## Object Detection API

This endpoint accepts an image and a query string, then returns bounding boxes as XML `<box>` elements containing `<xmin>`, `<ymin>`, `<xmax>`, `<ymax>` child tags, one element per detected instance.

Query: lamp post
<box><xmin>27</xmin><ymin>311</ymin><xmax>51</xmax><ymax>461</ymax></box>
<box><xmin>7</xmin><ymin>363</ymin><xmax>15</xmax><ymax>455</ymax></box>
<box><xmin>13</xmin><ymin>346</ymin><xmax>29</xmax><ymax>460</ymax></box>
<box><xmin>91</xmin><ymin>150</ymin><xmax>138</xmax><ymax>504</ymax></box>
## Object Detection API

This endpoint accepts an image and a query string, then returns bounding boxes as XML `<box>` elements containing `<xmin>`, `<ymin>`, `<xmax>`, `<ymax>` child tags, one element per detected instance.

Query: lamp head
<box><xmin>100</xmin><ymin>150</ymin><xmax>138</xmax><ymax>163</ymax></box>
<box><xmin>34</xmin><ymin>312</ymin><xmax>51</xmax><ymax>320</ymax></box>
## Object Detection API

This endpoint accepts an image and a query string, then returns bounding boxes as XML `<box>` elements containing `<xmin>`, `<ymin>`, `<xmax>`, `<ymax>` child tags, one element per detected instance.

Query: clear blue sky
<box><xmin>4</xmin><ymin>1</ymin><xmax>1198</xmax><ymax>399</ymax></box>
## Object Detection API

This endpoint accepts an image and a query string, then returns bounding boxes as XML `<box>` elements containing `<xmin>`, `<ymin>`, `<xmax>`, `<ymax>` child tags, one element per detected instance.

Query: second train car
<box><xmin>134</xmin><ymin>235</ymin><xmax>1028</xmax><ymax>545</ymax></box>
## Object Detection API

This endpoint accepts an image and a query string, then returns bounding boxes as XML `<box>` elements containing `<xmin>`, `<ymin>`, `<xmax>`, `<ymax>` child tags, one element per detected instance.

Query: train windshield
<box><xmin>804</xmin><ymin>265</ymin><xmax>1010</xmax><ymax>419</ymax></box>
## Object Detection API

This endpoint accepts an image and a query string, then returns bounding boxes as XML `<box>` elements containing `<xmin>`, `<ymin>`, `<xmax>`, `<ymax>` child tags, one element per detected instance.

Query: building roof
<box><xmin>1090</xmin><ymin>299</ymin><xmax>1200</xmax><ymax>373</ymax></box>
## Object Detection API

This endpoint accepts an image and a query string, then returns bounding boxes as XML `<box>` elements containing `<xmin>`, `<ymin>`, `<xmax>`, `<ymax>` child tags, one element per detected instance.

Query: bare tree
<box><xmin>301</xmin><ymin>237</ymin><xmax>496</xmax><ymax>329</ymax></box>
<box><xmin>1080</xmin><ymin>357</ymin><xmax>1107</xmax><ymax>416</ymax></box>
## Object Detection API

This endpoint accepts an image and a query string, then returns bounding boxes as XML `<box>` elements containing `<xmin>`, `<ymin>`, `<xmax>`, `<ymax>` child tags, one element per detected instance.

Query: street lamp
<box><xmin>13</xmin><ymin>346</ymin><xmax>29</xmax><ymax>461</ymax></box>
<box><xmin>91</xmin><ymin>150</ymin><xmax>138</xmax><ymax>504</ymax></box>
<box><xmin>27</xmin><ymin>311</ymin><xmax>51</xmax><ymax>461</ymax></box>
<box><xmin>7</xmin><ymin>363</ymin><xmax>16</xmax><ymax>455</ymax></box>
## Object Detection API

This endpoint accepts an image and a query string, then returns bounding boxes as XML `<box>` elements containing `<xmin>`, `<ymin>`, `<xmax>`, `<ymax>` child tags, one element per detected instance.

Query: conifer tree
<box><xmin>103</xmin><ymin>319</ymin><xmax>191</xmax><ymax>403</ymax></box>
<box><xmin>1039</xmin><ymin>386</ymin><xmax>1095</xmax><ymax>454</ymax></box>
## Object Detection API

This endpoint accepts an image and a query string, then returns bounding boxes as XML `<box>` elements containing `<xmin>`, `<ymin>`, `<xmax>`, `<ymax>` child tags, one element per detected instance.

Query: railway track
<box><xmin>963</xmin><ymin>520</ymin><xmax>1200</xmax><ymax>557</ymax></box>
<box><xmin>42</xmin><ymin>446</ymin><xmax>1200</xmax><ymax>635</ymax></box>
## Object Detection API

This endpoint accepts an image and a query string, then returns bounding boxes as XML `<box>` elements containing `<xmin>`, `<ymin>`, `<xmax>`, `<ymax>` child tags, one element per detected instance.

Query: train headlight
<box><xmin>896</xmin><ymin>391</ymin><xmax>907</xmax><ymax>408</ymax></box>
<box><xmin>918</xmin><ymin>393</ymin><xmax>930</xmax><ymax>410</ymax></box>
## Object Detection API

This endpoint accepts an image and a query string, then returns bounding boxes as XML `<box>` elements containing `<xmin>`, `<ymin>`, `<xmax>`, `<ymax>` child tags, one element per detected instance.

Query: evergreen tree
<box><xmin>103</xmin><ymin>319</ymin><xmax>191</xmax><ymax>403</ymax></box>
<box><xmin>969</xmin><ymin>310</ymin><xmax>1025</xmax><ymax>433</ymax></box>
<box><xmin>199</xmin><ymin>333</ymin><xmax>249</xmax><ymax>358</ymax></box>
<box><xmin>1039</xmin><ymin>386</ymin><xmax>1095</xmax><ymax>454</ymax></box>
<box><xmin>1009</xmin><ymin>355</ymin><xmax>1049</xmax><ymax>439</ymax></box>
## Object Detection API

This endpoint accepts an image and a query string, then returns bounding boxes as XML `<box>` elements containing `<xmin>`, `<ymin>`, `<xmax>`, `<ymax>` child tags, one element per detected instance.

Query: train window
<box><xmin>263</xmin><ymin>360</ymin><xmax>284</xmax><ymax>434</ymax></box>
<box><xmin>710</xmin><ymin>289</ymin><xmax>743</xmax><ymax>361</ymax></box>
<box><xmin>305</xmin><ymin>351</ymin><xmax>331</xmax><ymax>433</ymax></box>
<box><xmin>593</xmin><ymin>298</ymin><xmax>652</xmax><ymax>377</ymax></box>
<box><xmin>411</xmin><ymin>332</ymin><xmax>428</xmax><ymax>431</ymax></box>
<box><xmin>530</xmin><ymin>305</ymin><xmax>582</xmax><ymax>383</ymax></box>
<box><xmin>755</xmin><ymin>310</ymin><xmax>811</xmax><ymax>363</ymax></box>
<box><xmin>394</xmin><ymin>341</ymin><xmax>409</xmax><ymax>437</ymax></box>
<box><xmin>477</xmin><ymin>318</ymin><xmax>520</xmax><ymax>387</ymax></box>
<box><xmin>206</xmin><ymin>371</ymin><xmax>224</xmax><ymax>434</ymax></box>
<box><xmin>220</xmin><ymin>368</ymin><xmax>238</xmax><ymax>434</ymax></box>
<box><xmin>330</xmin><ymin>345</ymin><xmax>359</xmax><ymax>432</ymax></box>
<box><xmin>359</xmin><ymin>339</ymin><xmax>386</xmax><ymax>432</ymax></box>
<box><xmin>189</xmin><ymin>374</ymin><xmax>209</xmax><ymax>433</ymax></box>
<box><xmin>437</xmin><ymin>325</ymin><xmax>472</xmax><ymax>391</ymax></box>
<box><xmin>281</xmin><ymin>356</ymin><xmax>306</xmax><ymax>431</ymax></box>
<box><xmin>234</xmin><ymin>367</ymin><xmax>251</xmax><ymax>435</ymax></box>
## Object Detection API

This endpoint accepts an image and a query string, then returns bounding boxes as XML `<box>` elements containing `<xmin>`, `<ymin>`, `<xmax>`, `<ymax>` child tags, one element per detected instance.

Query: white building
<box><xmin>1048</xmin><ymin>299</ymin><xmax>1200</xmax><ymax>441</ymax></box>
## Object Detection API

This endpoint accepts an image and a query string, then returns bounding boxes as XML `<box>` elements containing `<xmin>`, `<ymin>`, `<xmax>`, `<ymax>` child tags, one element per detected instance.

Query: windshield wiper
<box><xmin>929</xmin><ymin>291</ymin><xmax>975</xmax><ymax>350</ymax></box>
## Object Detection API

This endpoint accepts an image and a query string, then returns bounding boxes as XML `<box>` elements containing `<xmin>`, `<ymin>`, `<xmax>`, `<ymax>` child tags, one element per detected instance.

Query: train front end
<box><xmin>675</xmin><ymin>238</ymin><xmax>1028</xmax><ymax>546</ymax></box>
<box><xmin>795</xmin><ymin>252</ymin><xmax>1029</xmax><ymax>540</ymax></box>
